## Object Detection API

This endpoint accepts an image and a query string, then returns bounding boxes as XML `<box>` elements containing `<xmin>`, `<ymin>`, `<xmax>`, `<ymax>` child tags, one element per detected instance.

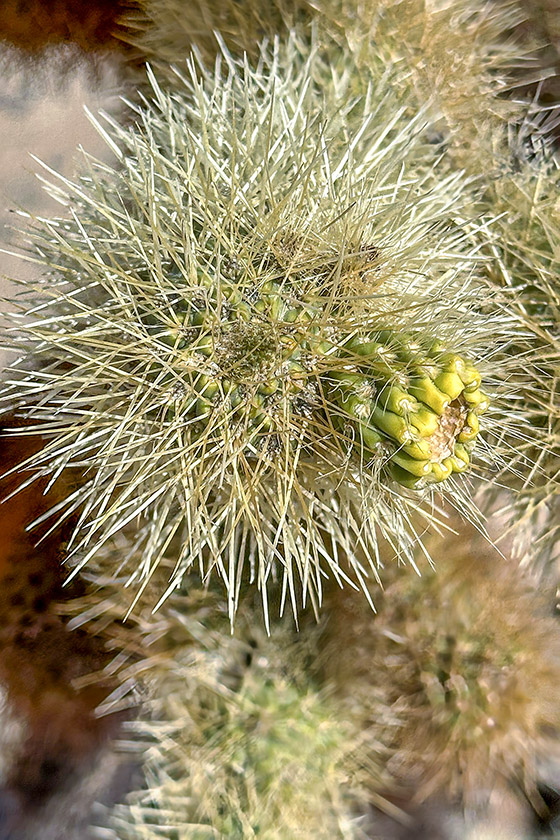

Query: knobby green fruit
<box><xmin>328</xmin><ymin>333</ymin><xmax>487</xmax><ymax>488</ymax></box>
<box><xmin>0</xmin><ymin>35</ymin><xmax>535</xmax><ymax>623</ymax></box>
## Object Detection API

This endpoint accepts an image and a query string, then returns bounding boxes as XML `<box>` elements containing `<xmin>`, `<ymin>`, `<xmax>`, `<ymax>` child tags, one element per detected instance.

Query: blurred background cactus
<box><xmin>0</xmin><ymin>0</ymin><xmax>559</xmax><ymax>838</ymax></box>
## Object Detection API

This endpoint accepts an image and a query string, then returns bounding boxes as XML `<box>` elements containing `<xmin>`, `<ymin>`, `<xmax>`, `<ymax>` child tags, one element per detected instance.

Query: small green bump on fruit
<box><xmin>458</xmin><ymin>412</ymin><xmax>479</xmax><ymax>442</ymax></box>
<box><xmin>408</xmin><ymin>376</ymin><xmax>450</xmax><ymax>414</ymax></box>
<box><xmin>429</xmin><ymin>339</ymin><xmax>446</xmax><ymax>355</ymax></box>
<box><xmin>449</xmin><ymin>453</ymin><xmax>470</xmax><ymax>473</ymax></box>
<box><xmin>391</xmin><ymin>452</ymin><xmax>431</xmax><ymax>477</ymax></box>
<box><xmin>453</xmin><ymin>443</ymin><xmax>471</xmax><ymax>464</ymax></box>
<box><xmin>439</xmin><ymin>351</ymin><xmax>467</xmax><ymax>374</ymax></box>
<box><xmin>284</xmin><ymin>308</ymin><xmax>302</xmax><ymax>323</ymax></box>
<box><xmin>388</xmin><ymin>463</ymin><xmax>425</xmax><ymax>489</ymax></box>
<box><xmin>442</xmin><ymin>456</ymin><xmax>455</xmax><ymax>473</ymax></box>
<box><xmin>358</xmin><ymin>423</ymin><xmax>384</xmax><ymax>452</ymax></box>
<box><xmin>346</xmin><ymin>339</ymin><xmax>384</xmax><ymax>358</ymax></box>
<box><xmin>196</xmin><ymin>374</ymin><xmax>218</xmax><ymax>397</ymax></box>
<box><xmin>434</xmin><ymin>371</ymin><xmax>464</xmax><ymax>400</ymax></box>
<box><xmin>279</xmin><ymin>335</ymin><xmax>298</xmax><ymax>351</ymax></box>
<box><xmin>252</xmin><ymin>413</ymin><xmax>273</xmax><ymax>431</ymax></box>
<box><xmin>307</xmin><ymin>334</ymin><xmax>335</xmax><ymax>354</ymax></box>
<box><xmin>287</xmin><ymin>361</ymin><xmax>307</xmax><ymax>380</ymax></box>
<box><xmin>462</xmin><ymin>388</ymin><xmax>487</xmax><ymax>409</ymax></box>
<box><xmin>343</xmin><ymin>394</ymin><xmax>372</xmax><ymax>420</ymax></box>
<box><xmin>378</xmin><ymin>384</ymin><xmax>420</xmax><ymax>416</ymax></box>
<box><xmin>371</xmin><ymin>406</ymin><xmax>413</xmax><ymax>444</ymax></box>
<box><xmin>237</xmin><ymin>302</ymin><xmax>252</xmax><ymax>321</ymax></box>
<box><xmin>258</xmin><ymin>379</ymin><xmax>280</xmax><ymax>395</ymax></box>
<box><xmin>191</xmin><ymin>308</ymin><xmax>207</xmax><ymax>327</ymax></box>
<box><xmin>429</xmin><ymin>459</ymin><xmax>453</xmax><ymax>482</ymax></box>
<box><xmin>195</xmin><ymin>397</ymin><xmax>212</xmax><ymax>417</ymax></box>
<box><xmin>327</xmin><ymin>370</ymin><xmax>363</xmax><ymax>389</ymax></box>
<box><xmin>408</xmin><ymin>405</ymin><xmax>440</xmax><ymax>437</ymax></box>
<box><xmin>194</xmin><ymin>335</ymin><xmax>213</xmax><ymax>355</ymax></box>
<box><xmin>402</xmin><ymin>438</ymin><xmax>432</xmax><ymax>460</ymax></box>
<box><xmin>459</xmin><ymin>366</ymin><xmax>482</xmax><ymax>390</ymax></box>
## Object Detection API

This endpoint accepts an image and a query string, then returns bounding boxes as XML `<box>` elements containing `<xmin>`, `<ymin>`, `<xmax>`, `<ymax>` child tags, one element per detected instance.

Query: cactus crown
<box><xmin>0</xmin><ymin>35</ymin><xmax>535</xmax><ymax>623</ymax></box>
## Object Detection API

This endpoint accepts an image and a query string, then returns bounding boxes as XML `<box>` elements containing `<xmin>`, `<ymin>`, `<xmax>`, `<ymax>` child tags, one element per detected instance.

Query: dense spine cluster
<box><xmin>142</xmin><ymin>265</ymin><xmax>488</xmax><ymax>489</ymax></box>
<box><xmin>0</xmin><ymin>35</ymin><xmax>536</xmax><ymax>621</ymax></box>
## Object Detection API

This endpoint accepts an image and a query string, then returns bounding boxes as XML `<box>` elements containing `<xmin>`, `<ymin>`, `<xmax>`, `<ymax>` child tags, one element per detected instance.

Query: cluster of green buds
<box><xmin>328</xmin><ymin>333</ymin><xmax>488</xmax><ymax>488</ymax></box>
<box><xmin>148</xmin><ymin>267</ymin><xmax>488</xmax><ymax>489</ymax></box>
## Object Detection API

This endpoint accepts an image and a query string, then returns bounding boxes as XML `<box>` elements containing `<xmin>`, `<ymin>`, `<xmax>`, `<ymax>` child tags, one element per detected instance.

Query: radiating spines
<box><xmin>77</xmin><ymin>565</ymin><xmax>379</xmax><ymax>840</ymax></box>
<box><xmin>0</xmin><ymin>33</ymin><xmax>539</xmax><ymax>621</ymax></box>
<box><xmin>124</xmin><ymin>255</ymin><xmax>490</xmax><ymax>490</ymax></box>
<box><xmin>471</xmin><ymin>120</ymin><xmax>560</xmax><ymax>574</ymax></box>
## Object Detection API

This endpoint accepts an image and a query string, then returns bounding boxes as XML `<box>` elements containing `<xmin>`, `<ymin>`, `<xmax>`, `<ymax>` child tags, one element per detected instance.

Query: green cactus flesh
<box><xmin>150</xmin><ymin>272</ymin><xmax>487</xmax><ymax>490</ymax></box>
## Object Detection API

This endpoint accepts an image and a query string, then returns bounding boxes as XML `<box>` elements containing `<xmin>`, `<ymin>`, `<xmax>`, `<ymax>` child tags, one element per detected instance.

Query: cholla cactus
<box><xmin>321</xmin><ymin>526</ymin><xmax>560</xmax><ymax>823</ymax></box>
<box><xmin>134</xmin><ymin>0</ymin><xmax>528</xmax><ymax>171</ymax></box>
<box><xmin>477</xmin><ymin>124</ymin><xmax>560</xmax><ymax>577</ymax></box>
<box><xmin>0</xmin><ymin>33</ymin><xmax>543</xmax><ymax>623</ymax></box>
<box><xmin>0</xmin><ymin>2</ymin><xmax>558</xmax><ymax>839</ymax></box>
<box><xmin>310</xmin><ymin>0</ymin><xmax>527</xmax><ymax>161</ymax></box>
<box><xmin>61</xmin><ymin>547</ymin><xmax>384</xmax><ymax>839</ymax></box>
<box><xmin>101</xmin><ymin>603</ymin><xmax>375</xmax><ymax>839</ymax></box>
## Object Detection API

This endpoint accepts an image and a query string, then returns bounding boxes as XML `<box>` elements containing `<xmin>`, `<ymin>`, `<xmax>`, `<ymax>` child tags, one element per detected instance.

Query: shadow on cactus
<box><xmin>0</xmin><ymin>35</ymin><xmax>539</xmax><ymax>623</ymax></box>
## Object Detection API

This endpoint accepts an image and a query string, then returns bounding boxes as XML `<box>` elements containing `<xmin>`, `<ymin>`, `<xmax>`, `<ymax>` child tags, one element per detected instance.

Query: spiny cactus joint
<box><xmin>0</xmin><ymin>33</ymin><xmax>537</xmax><ymax>623</ymax></box>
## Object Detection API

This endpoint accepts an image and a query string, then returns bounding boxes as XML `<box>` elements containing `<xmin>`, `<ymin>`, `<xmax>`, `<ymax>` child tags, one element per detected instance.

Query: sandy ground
<box><xmin>0</xmin><ymin>46</ymin><xmax>124</xmax><ymax>369</ymax></box>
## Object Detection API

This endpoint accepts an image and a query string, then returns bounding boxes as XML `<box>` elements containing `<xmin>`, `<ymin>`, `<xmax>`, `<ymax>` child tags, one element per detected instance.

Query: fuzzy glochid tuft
<box><xmin>0</xmin><ymin>35</ymin><xmax>534</xmax><ymax>623</ymax></box>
